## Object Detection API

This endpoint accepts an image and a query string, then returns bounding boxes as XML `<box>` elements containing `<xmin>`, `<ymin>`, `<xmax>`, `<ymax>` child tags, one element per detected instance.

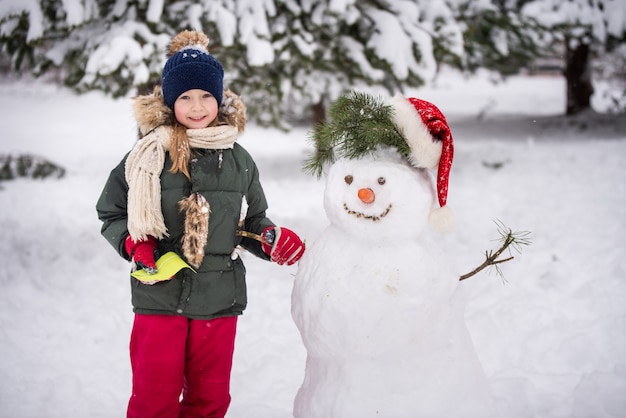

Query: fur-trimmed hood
<box><xmin>132</xmin><ymin>85</ymin><xmax>247</xmax><ymax>137</ymax></box>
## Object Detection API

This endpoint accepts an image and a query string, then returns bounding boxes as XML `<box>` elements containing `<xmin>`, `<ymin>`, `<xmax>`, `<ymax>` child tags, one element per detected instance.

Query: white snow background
<box><xmin>1</xmin><ymin>71</ymin><xmax>625</xmax><ymax>417</ymax></box>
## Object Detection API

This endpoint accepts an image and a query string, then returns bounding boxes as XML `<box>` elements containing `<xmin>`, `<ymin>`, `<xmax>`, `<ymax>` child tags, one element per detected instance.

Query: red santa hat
<box><xmin>388</xmin><ymin>93</ymin><xmax>455</xmax><ymax>232</ymax></box>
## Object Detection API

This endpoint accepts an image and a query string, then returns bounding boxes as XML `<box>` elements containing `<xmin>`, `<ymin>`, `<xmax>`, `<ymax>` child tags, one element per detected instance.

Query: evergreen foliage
<box><xmin>1</xmin><ymin>0</ymin><xmax>623</xmax><ymax>124</ymax></box>
<box><xmin>519</xmin><ymin>0</ymin><xmax>626</xmax><ymax>114</ymax></box>
<box><xmin>458</xmin><ymin>6</ymin><xmax>547</xmax><ymax>75</ymax></box>
<box><xmin>303</xmin><ymin>91</ymin><xmax>408</xmax><ymax>178</ymax></box>
<box><xmin>0</xmin><ymin>154</ymin><xmax>66</xmax><ymax>181</ymax></box>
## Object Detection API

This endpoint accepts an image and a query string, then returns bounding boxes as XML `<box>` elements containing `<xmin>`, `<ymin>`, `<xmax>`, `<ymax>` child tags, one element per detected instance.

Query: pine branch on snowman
<box><xmin>292</xmin><ymin>91</ymin><xmax>528</xmax><ymax>417</ymax></box>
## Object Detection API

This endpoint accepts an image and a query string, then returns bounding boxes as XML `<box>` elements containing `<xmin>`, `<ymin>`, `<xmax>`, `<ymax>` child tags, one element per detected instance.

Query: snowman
<box><xmin>292</xmin><ymin>92</ymin><xmax>495</xmax><ymax>418</ymax></box>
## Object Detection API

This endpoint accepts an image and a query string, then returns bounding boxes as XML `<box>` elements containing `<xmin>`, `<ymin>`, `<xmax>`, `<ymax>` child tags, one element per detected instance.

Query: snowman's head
<box><xmin>324</xmin><ymin>147</ymin><xmax>435</xmax><ymax>241</ymax></box>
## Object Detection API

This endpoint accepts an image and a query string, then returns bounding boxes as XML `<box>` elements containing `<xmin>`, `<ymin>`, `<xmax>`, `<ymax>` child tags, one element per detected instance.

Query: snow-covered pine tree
<box><xmin>0</xmin><ymin>0</ymin><xmax>172</xmax><ymax>97</ymax></box>
<box><xmin>521</xmin><ymin>0</ymin><xmax>626</xmax><ymax>114</ymax></box>
<box><xmin>454</xmin><ymin>1</ymin><xmax>547</xmax><ymax>76</ymax></box>
<box><xmin>0</xmin><ymin>0</ymin><xmax>466</xmax><ymax>126</ymax></box>
<box><xmin>222</xmin><ymin>0</ymin><xmax>466</xmax><ymax>127</ymax></box>
<box><xmin>1</xmin><ymin>0</ymin><xmax>622</xmax><ymax>124</ymax></box>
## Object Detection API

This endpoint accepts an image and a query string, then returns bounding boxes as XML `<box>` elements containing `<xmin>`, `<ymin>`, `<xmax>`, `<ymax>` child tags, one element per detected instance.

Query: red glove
<box><xmin>261</xmin><ymin>226</ymin><xmax>305</xmax><ymax>266</ymax></box>
<box><xmin>125</xmin><ymin>235</ymin><xmax>159</xmax><ymax>274</ymax></box>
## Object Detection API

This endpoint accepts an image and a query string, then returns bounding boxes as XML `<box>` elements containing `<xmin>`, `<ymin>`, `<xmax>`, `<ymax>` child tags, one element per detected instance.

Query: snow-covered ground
<box><xmin>1</xmin><ymin>71</ymin><xmax>625</xmax><ymax>417</ymax></box>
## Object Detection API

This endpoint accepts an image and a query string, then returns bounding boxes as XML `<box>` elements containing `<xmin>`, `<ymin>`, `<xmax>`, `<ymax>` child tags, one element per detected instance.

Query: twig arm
<box><xmin>459</xmin><ymin>221</ymin><xmax>531</xmax><ymax>281</ymax></box>
<box><xmin>459</xmin><ymin>254</ymin><xmax>515</xmax><ymax>281</ymax></box>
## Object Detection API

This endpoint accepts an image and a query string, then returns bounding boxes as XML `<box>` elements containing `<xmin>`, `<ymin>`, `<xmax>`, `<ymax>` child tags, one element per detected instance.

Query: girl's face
<box><xmin>173</xmin><ymin>89</ymin><xmax>219</xmax><ymax>129</ymax></box>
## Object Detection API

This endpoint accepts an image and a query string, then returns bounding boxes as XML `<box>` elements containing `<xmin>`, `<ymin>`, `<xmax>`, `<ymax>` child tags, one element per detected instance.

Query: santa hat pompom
<box><xmin>389</xmin><ymin>93</ymin><xmax>455</xmax><ymax>232</ymax></box>
<box><xmin>428</xmin><ymin>206</ymin><xmax>455</xmax><ymax>233</ymax></box>
<box><xmin>168</xmin><ymin>30</ymin><xmax>210</xmax><ymax>56</ymax></box>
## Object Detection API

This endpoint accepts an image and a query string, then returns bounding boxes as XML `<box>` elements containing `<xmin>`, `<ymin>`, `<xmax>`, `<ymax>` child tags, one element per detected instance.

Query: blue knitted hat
<box><xmin>161</xmin><ymin>30</ymin><xmax>224</xmax><ymax>109</ymax></box>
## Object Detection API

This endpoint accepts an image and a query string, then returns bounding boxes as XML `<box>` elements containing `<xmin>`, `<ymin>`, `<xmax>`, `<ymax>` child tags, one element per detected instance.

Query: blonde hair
<box><xmin>168</xmin><ymin>115</ymin><xmax>226</xmax><ymax>180</ymax></box>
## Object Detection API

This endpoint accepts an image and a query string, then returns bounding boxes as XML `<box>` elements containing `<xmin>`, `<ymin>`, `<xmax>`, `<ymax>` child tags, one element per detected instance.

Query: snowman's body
<box><xmin>292</xmin><ymin>149</ymin><xmax>494</xmax><ymax>417</ymax></box>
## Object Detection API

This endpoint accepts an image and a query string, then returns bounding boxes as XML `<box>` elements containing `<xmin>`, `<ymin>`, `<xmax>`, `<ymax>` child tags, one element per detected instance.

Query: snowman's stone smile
<box><xmin>343</xmin><ymin>203</ymin><xmax>392</xmax><ymax>222</ymax></box>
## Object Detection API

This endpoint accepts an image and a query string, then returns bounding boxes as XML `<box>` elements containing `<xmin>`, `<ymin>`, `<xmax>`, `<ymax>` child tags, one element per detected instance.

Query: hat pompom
<box><xmin>428</xmin><ymin>206</ymin><xmax>455</xmax><ymax>233</ymax></box>
<box><xmin>168</xmin><ymin>30</ymin><xmax>210</xmax><ymax>57</ymax></box>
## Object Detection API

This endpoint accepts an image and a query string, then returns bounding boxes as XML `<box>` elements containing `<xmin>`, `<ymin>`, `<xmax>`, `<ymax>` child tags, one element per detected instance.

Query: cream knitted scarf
<box><xmin>125</xmin><ymin>124</ymin><xmax>239</xmax><ymax>244</ymax></box>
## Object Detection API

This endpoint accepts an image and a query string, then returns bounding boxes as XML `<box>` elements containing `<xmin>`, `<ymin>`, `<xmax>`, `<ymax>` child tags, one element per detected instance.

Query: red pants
<box><xmin>127</xmin><ymin>314</ymin><xmax>238</xmax><ymax>418</ymax></box>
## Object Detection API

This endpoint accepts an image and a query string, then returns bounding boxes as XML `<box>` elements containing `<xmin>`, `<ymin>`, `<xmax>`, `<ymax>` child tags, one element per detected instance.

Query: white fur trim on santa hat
<box><xmin>389</xmin><ymin>93</ymin><xmax>442</xmax><ymax>169</ymax></box>
<box><xmin>428</xmin><ymin>206</ymin><xmax>455</xmax><ymax>233</ymax></box>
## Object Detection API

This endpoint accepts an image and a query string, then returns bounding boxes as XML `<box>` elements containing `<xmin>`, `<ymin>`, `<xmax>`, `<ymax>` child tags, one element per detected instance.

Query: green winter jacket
<box><xmin>96</xmin><ymin>88</ymin><xmax>274</xmax><ymax>319</ymax></box>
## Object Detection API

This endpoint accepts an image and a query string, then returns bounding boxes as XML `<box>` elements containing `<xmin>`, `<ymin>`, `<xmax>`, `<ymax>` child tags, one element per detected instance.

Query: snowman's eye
<box><xmin>378</xmin><ymin>177</ymin><xmax>386</xmax><ymax>185</ymax></box>
<box><xmin>344</xmin><ymin>175</ymin><xmax>353</xmax><ymax>185</ymax></box>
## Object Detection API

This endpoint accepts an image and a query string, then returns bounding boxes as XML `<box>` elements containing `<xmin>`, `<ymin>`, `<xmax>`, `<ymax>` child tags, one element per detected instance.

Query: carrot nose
<box><xmin>358</xmin><ymin>188</ymin><xmax>375</xmax><ymax>204</ymax></box>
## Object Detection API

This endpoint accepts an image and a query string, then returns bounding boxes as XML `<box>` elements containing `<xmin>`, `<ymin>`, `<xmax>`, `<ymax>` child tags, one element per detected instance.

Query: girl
<box><xmin>96</xmin><ymin>30</ymin><xmax>305</xmax><ymax>417</ymax></box>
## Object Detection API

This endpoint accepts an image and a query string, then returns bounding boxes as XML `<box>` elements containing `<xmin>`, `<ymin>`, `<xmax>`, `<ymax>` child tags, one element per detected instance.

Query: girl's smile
<box><xmin>174</xmin><ymin>89</ymin><xmax>219</xmax><ymax>129</ymax></box>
